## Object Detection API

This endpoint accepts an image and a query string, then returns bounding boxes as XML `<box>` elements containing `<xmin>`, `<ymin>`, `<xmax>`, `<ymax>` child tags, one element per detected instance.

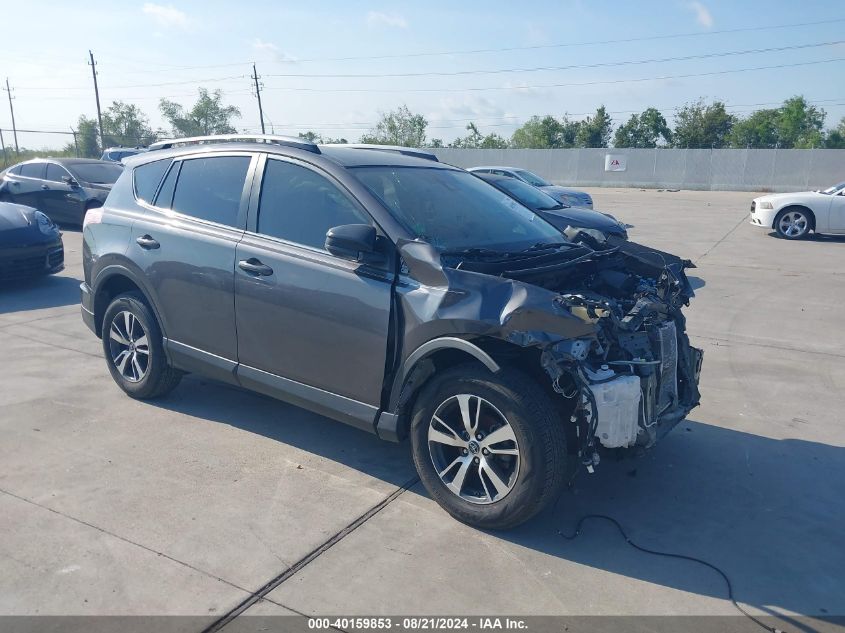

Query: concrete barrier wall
<box><xmin>430</xmin><ymin>148</ymin><xmax>845</xmax><ymax>192</ymax></box>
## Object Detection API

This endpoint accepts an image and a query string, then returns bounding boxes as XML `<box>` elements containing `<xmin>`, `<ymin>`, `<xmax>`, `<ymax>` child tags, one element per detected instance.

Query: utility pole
<box><xmin>88</xmin><ymin>50</ymin><xmax>104</xmax><ymax>152</ymax></box>
<box><xmin>252</xmin><ymin>63</ymin><xmax>266</xmax><ymax>135</ymax></box>
<box><xmin>70</xmin><ymin>127</ymin><xmax>80</xmax><ymax>157</ymax></box>
<box><xmin>3</xmin><ymin>79</ymin><xmax>19</xmax><ymax>154</ymax></box>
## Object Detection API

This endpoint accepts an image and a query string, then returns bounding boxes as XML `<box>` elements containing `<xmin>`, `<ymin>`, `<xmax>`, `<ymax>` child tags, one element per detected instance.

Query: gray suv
<box><xmin>80</xmin><ymin>135</ymin><xmax>702</xmax><ymax>529</ymax></box>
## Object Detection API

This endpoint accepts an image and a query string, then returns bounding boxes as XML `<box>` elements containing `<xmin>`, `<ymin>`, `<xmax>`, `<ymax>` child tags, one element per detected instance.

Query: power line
<box><xmin>260</xmin><ymin>57</ymin><xmax>845</xmax><ymax>93</ymax></box>
<box><xmin>278</xmin><ymin>17</ymin><xmax>845</xmax><ymax>63</ymax></box>
<box><xmin>264</xmin><ymin>40</ymin><xmax>845</xmax><ymax>79</ymax></box>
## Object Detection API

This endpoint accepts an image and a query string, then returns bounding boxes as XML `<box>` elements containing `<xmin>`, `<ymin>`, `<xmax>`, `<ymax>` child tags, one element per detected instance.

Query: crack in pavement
<box><xmin>206</xmin><ymin>476</ymin><xmax>420</xmax><ymax>633</ymax></box>
<box><xmin>0</xmin><ymin>327</ymin><xmax>101</xmax><ymax>358</ymax></box>
<box><xmin>692</xmin><ymin>333</ymin><xmax>845</xmax><ymax>359</ymax></box>
<box><xmin>694</xmin><ymin>212</ymin><xmax>750</xmax><ymax>263</ymax></box>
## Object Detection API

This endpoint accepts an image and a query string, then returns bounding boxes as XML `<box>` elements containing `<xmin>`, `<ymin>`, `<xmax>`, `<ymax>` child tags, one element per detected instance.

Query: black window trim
<box><xmin>141</xmin><ymin>151</ymin><xmax>258</xmax><ymax>231</ymax></box>
<box><xmin>244</xmin><ymin>153</ymin><xmax>384</xmax><ymax>258</ymax></box>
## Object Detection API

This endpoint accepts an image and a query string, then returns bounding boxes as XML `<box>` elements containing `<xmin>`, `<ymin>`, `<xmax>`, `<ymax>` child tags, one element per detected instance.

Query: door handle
<box><xmin>136</xmin><ymin>235</ymin><xmax>160</xmax><ymax>250</ymax></box>
<box><xmin>238</xmin><ymin>258</ymin><xmax>273</xmax><ymax>276</ymax></box>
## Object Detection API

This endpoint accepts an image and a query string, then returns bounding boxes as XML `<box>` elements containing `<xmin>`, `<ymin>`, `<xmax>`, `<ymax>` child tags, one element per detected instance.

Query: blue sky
<box><xmin>2</xmin><ymin>0</ymin><xmax>844</xmax><ymax>148</ymax></box>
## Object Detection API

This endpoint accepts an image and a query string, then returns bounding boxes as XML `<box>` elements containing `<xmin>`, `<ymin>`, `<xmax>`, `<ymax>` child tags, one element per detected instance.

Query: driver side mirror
<box><xmin>325</xmin><ymin>224</ymin><xmax>377</xmax><ymax>259</ymax></box>
<box><xmin>62</xmin><ymin>175</ymin><xmax>79</xmax><ymax>187</ymax></box>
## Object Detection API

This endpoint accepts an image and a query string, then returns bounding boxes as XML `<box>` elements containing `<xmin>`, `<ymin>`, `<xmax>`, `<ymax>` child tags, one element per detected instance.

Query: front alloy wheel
<box><xmin>428</xmin><ymin>394</ymin><xmax>520</xmax><ymax>504</ymax></box>
<box><xmin>410</xmin><ymin>364</ymin><xmax>568</xmax><ymax>530</ymax></box>
<box><xmin>776</xmin><ymin>209</ymin><xmax>810</xmax><ymax>239</ymax></box>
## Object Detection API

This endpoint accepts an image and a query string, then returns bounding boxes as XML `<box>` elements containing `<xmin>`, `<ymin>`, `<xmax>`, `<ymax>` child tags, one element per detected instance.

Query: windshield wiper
<box><xmin>521</xmin><ymin>241</ymin><xmax>569</xmax><ymax>253</ymax></box>
<box><xmin>536</xmin><ymin>204</ymin><xmax>567</xmax><ymax>211</ymax></box>
<box><xmin>440</xmin><ymin>247</ymin><xmax>518</xmax><ymax>259</ymax></box>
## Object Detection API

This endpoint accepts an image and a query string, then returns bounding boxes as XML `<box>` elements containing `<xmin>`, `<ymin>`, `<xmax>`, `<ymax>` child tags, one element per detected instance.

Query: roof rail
<box><xmin>148</xmin><ymin>134</ymin><xmax>320</xmax><ymax>154</ymax></box>
<box><xmin>324</xmin><ymin>143</ymin><xmax>438</xmax><ymax>162</ymax></box>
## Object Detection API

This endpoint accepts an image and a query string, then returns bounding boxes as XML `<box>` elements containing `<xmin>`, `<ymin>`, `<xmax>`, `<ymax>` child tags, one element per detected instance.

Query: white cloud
<box><xmin>366</xmin><ymin>11</ymin><xmax>407</xmax><ymax>29</ymax></box>
<box><xmin>142</xmin><ymin>3</ymin><xmax>190</xmax><ymax>29</ymax></box>
<box><xmin>686</xmin><ymin>1</ymin><xmax>713</xmax><ymax>28</ymax></box>
<box><xmin>252</xmin><ymin>38</ymin><xmax>298</xmax><ymax>63</ymax></box>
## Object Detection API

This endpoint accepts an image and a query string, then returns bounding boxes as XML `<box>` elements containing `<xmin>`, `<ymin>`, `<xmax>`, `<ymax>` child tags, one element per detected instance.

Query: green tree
<box><xmin>575</xmin><ymin>105</ymin><xmax>613</xmax><ymax>148</ymax></box>
<box><xmin>672</xmin><ymin>99</ymin><xmax>735</xmax><ymax>148</ymax></box>
<box><xmin>429</xmin><ymin>138</ymin><xmax>444</xmax><ymax>148</ymax></box>
<box><xmin>728</xmin><ymin>109</ymin><xmax>779</xmax><ymax>148</ymax></box>
<box><xmin>776</xmin><ymin>96</ymin><xmax>825</xmax><ymax>148</ymax></box>
<box><xmin>297</xmin><ymin>131</ymin><xmax>320</xmax><ymax>143</ymax></box>
<box><xmin>613</xmin><ymin>108</ymin><xmax>672</xmax><ymax>148</ymax></box>
<box><xmin>63</xmin><ymin>115</ymin><xmax>100</xmax><ymax>157</ymax></box>
<box><xmin>450</xmin><ymin>122</ymin><xmax>509</xmax><ymax>149</ymax></box>
<box><xmin>159</xmin><ymin>88</ymin><xmax>241</xmax><ymax>138</ymax></box>
<box><xmin>359</xmin><ymin>105</ymin><xmax>427</xmax><ymax>147</ymax></box>
<box><xmin>825</xmin><ymin>117</ymin><xmax>845</xmax><ymax>148</ymax></box>
<box><xmin>322</xmin><ymin>136</ymin><xmax>348</xmax><ymax>144</ymax></box>
<box><xmin>511</xmin><ymin>115</ymin><xmax>562</xmax><ymax>148</ymax></box>
<box><xmin>101</xmin><ymin>101</ymin><xmax>157</xmax><ymax>148</ymax></box>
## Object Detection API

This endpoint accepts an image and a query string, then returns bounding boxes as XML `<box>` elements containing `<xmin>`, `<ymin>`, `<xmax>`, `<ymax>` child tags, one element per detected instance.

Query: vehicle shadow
<box><xmin>687</xmin><ymin>275</ymin><xmax>706</xmax><ymax>291</ymax></box>
<box><xmin>766</xmin><ymin>231</ymin><xmax>845</xmax><ymax>244</ymax></box>
<box><xmin>150</xmin><ymin>378</ymin><xmax>844</xmax><ymax>625</ymax></box>
<box><xmin>0</xmin><ymin>274</ymin><xmax>82</xmax><ymax>314</ymax></box>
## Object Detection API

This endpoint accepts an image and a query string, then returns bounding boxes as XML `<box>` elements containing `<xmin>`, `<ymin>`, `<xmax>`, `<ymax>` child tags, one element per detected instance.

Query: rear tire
<box><xmin>101</xmin><ymin>292</ymin><xmax>182</xmax><ymax>399</ymax></box>
<box><xmin>409</xmin><ymin>364</ymin><xmax>567</xmax><ymax>530</ymax></box>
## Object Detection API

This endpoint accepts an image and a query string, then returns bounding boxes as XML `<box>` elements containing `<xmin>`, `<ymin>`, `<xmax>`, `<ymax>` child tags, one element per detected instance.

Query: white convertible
<box><xmin>750</xmin><ymin>182</ymin><xmax>845</xmax><ymax>239</ymax></box>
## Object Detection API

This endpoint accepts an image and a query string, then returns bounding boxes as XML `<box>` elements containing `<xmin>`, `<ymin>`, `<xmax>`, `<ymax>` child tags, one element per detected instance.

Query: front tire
<box><xmin>410</xmin><ymin>364</ymin><xmax>567</xmax><ymax>530</ymax></box>
<box><xmin>775</xmin><ymin>208</ymin><xmax>812</xmax><ymax>239</ymax></box>
<box><xmin>101</xmin><ymin>293</ymin><xmax>182</xmax><ymax>399</ymax></box>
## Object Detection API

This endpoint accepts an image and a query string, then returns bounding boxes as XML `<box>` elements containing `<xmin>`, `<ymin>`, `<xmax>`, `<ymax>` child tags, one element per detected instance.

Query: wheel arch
<box><xmin>773</xmin><ymin>204</ymin><xmax>816</xmax><ymax>231</ymax></box>
<box><xmin>92</xmin><ymin>265</ymin><xmax>166</xmax><ymax>341</ymax></box>
<box><xmin>378</xmin><ymin>336</ymin><xmax>570</xmax><ymax>442</ymax></box>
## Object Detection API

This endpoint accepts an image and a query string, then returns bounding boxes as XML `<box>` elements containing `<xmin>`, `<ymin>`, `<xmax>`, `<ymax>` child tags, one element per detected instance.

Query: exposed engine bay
<box><xmin>397</xmin><ymin>234</ymin><xmax>703</xmax><ymax>475</ymax></box>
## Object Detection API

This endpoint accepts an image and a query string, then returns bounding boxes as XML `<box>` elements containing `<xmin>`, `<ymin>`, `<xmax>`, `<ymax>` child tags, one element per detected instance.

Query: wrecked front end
<box><xmin>399</xmin><ymin>237</ymin><xmax>703</xmax><ymax>474</ymax></box>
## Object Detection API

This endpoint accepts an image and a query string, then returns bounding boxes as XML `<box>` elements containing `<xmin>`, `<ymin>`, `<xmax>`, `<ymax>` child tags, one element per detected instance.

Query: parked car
<box><xmin>0</xmin><ymin>201</ymin><xmax>64</xmax><ymax>281</ymax></box>
<box><xmin>468</xmin><ymin>166</ymin><xmax>593</xmax><ymax>208</ymax></box>
<box><xmin>80</xmin><ymin>135</ymin><xmax>702</xmax><ymax>529</ymax></box>
<box><xmin>750</xmin><ymin>182</ymin><xmax>845</xmax><ymax>239</ymax></box>
<box><xmin>101</xmin><ymin>147</ymin><xmax>147</xmax><ymax>163</ymax></box>
<box><xmin>0</xmin><ymin>158</ymin><xmax>123</xmax><ymax>225</ymax></box>
<box><xmin>473</xmin><ymin>171</ymin><xmax>627</xmax><ymax>243</ymax></box>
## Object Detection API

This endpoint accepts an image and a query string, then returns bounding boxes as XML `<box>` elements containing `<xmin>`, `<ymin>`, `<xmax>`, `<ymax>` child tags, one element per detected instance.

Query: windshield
<box><xmin>70</xmin><ymin>162</ymin><xmax>123</xmax><ymax>184</ymax></box>
<box><xmin>513</xmin><ymin>169</ymin><xmax>550</xmax><ymax>187</ymax></box>
<box><xmin>352</xmin><ymin>166</ymin><xmax>562</xmax><ymax>251</ymax></box>
<box><xmin>494</xmin><ymin>177</ymin><xmax>562</xmax><ymax>210</ymax></box>
<box><xmin>821</xmin><ymin>181</ymin><xmax>845</xmax><ymax>194</ymax></box>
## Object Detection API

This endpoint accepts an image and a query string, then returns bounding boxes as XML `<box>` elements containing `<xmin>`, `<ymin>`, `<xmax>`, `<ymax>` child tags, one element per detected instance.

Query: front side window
<box><xmin>19</xmin><ymin>163</ymin><xmax>45</xmax><ymax>179</ymax></box>
<box><xmin>514</xmin><ymin>169</ymin><xmax>550</xmax><ymax>187</ymax></box>
<box><xmin>45</xmin><ymin>164</ymin><xmax>70</xmax><ymax>183</ymax></box>
<box><xmin>170</xmin><ymin>156</ymin><xmax>250</xmax><ymax>227</ymax></box>
<box><xmin>257</xmin><ymin>158</ymin><xmax>369</xmax><ymax>250</ymax></box>
<box><xmin>133</xmin><ymin>159</ymin><xmax>172</xmax><ymax>204</ymax></box>
<box><xmin>496</xmin><ymin>178</ymin><xmax>562</xmax><ymax>210</ymax></box>
<box><xmin>353</xmin><ymin>166</ymin><xmax>561</xmax><ymax>252</ymax></box>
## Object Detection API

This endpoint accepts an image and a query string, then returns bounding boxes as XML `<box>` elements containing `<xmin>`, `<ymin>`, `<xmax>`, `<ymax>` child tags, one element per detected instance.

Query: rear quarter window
<box><xmin>133</xmin><ymin>159</ymin><xmax>172</xmax><ymax>204</ymax></box>
<box><xmin>19</xmin><ymin>163</ymin><xmax>45</xmax><ymax>178</ymax></box>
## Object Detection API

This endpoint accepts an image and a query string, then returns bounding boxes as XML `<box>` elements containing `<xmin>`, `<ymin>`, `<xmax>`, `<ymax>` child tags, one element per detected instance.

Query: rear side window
<box><xmin>170</xmin><ymin>156</ymin><xmax>250</xmax><ymax>227</ymax></box>
<box><xmin>19</xmin><ymin>163</ymin><xmax>45</xmax><ymax>179</ymax></box>
<box><xmin>7</xmin><ymin>165</ymin><xmax>21</xmax><ymax>175</ymax></box>
<box><xmin>257</xmin><ymin>158</ymin><xmax>370</xmax><ymax>250</ymax></box>
<box><xmin>133</xmin><ymin>159</ymin><xmax>172</xmax><ymax>204</ymax></box>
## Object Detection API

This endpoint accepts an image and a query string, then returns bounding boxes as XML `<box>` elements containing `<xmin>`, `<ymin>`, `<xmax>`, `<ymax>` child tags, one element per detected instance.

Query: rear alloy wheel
<box><xmin>102</xmin><ymin>293</ymin><xmax>182</xmax><ymax>399</ymax></box>
<box><xmin>775</xmin><ymin>208</ymin><xmax>811</xmax><ymax>239</ymax></box>
<box><xmin>410</xmin><ymin>364</ymin><xmax>567</xmax><ymax>530</ymax></box>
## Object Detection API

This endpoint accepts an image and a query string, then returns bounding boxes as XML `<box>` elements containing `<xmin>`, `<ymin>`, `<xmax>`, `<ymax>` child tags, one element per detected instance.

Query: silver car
<box><xmin>468</xmin><ymin>166</ymin><xmax>592</xmax><ymax>208</ymax></box>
